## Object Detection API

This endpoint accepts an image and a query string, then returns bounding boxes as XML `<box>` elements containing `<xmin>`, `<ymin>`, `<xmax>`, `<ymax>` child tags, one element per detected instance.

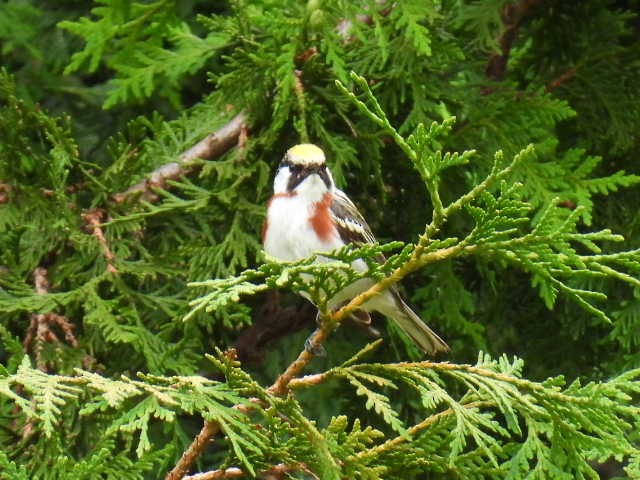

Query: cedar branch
<box><xmin>269</xmin><ymin>245</ymin><xmax>468</xmax><ymax>396</ymax></box>
<box><xmin>355</xmin><ymin>400</ymin><xmax>492</xmax><ymax>461</ymax></box>
<box><xmin>112</xmin><ymin>111</ymin><xmax>248</xmax><ymax>203</ymax></box>
<box><xmin>165</xmin><ymin>243</ymin><xmax>468</xmax><ymax>479</ymax></box>
<box><xmin>165</xmin><ymin>111</ymin><xmax>520</xmax><ymax>478</ymax></box>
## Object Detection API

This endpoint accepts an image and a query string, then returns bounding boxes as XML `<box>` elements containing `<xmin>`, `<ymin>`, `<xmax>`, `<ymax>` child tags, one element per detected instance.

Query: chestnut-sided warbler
<box><xmin>262</xmin><ymin>144</ymin><xmax>449</xmax><ymax>355</ymax></box>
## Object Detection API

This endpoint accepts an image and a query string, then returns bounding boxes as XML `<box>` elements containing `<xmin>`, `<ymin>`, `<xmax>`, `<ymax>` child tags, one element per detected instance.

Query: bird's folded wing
<box><xmin>330</xmin><ymin>189</ymin><xmax>377</xmax><ymax>245</ymax></box>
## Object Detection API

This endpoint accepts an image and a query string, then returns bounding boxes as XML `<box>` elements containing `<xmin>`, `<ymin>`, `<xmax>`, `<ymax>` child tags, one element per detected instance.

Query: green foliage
<box><xmin>323</xmin><ymin>353</ymin><xmax>640</xmax><ymax>478</ymax></box>
<box><xmin>1</xmin><ymin>349</ymin><xmax>638</xmax><ymax>479</ymax></box>
<box><xmin>1</xmin><ymin>0</ymin><xmax>640</xmax><ymax>478</ymax></box>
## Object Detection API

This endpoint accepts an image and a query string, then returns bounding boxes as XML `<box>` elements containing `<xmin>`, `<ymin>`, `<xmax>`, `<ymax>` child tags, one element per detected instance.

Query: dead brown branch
<box><xmin>112</xmin><ymin>111</ymin><xmax>248</xmax><ymax>204</ymax></box>
<box><xmin>23</xmin><ymin>267</ymin><xmax>78</xmax><ymax>371</ymax></box>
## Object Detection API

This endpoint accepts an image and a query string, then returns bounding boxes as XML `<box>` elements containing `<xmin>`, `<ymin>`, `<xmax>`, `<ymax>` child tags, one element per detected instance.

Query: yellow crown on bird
<box><xmin>286</xmin><ymin>144</ymin><xmax>326</xmax><ymax>166</ymax></box>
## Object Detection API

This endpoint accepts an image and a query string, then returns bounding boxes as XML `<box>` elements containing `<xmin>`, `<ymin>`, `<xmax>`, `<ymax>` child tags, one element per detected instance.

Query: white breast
<box><xmin>264</xmin><ymin>174</ymin><xmax>395</xmax><ymax>314</ymax></box>
<box><xmin>264</xmin><ymin>195</ymin><xmax>342</xmax><ymax>261</ymax></box>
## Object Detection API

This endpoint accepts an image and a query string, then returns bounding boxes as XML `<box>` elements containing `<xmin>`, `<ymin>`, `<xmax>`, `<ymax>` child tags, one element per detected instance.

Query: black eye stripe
<box><xmin>284</xmin><ymin>164</ymin><xmax>331</xmax><ymax>191</ymax></box>
<box><xmin>287</xmin><ymin>169</ymin><xmax>306</xmax><ymax>191</ymax></box>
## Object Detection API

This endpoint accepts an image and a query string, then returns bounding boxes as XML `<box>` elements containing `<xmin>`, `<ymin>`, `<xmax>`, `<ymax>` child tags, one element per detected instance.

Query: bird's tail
<box><xmin>385</xmin><ymin>297</ymin><xmax>450</xmax><ymax>356</ymax></box>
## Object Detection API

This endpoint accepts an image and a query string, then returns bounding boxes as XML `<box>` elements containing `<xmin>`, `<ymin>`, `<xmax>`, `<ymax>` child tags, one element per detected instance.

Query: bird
<box><xmin>262</xmin><ymin>143</ymin><xmax>449</xmax><ymax>356</ymax></box>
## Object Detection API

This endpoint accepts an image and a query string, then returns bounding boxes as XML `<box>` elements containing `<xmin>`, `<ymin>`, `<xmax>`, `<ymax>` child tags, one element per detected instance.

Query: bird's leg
<box><xmin>304</xmin><ymin>310</ymin><xmax>326</xmax><ymax>356</ymax></box>
<box><xmin>304</xmin><ymin>330</ymin><xmax>326</xmax><ymax>356</ymax></box>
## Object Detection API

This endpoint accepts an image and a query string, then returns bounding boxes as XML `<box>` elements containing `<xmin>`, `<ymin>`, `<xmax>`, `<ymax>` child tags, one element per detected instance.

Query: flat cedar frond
<box><xmin>2</xmin><ymin>1</ymin><xmax>640</xmax><ymax>478</ymax></box>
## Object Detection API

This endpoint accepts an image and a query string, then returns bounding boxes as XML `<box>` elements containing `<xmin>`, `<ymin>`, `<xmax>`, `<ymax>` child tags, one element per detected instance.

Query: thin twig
<box><xmin>546</xmin><ymin>66</ymin><xmax>577</xmax><ymax>92</ymax></box>
<box><xmin>167</xmin><ymin>421</ymin><xmax>223</xmax><ymax>480</ymax></box>
<box><xmin>112</xmin><ymin>111</ymin><xmax>248</xmax><ymax>204</ymax></box>
<box><xmin>82</xmin><ymin>209</ymin><xmax>117</xmax><ymax>273</ymax></box>
<box><xmin>288</xmin><ymin>372</ymin><xmax>327</xmax><ymax>389</ymax></box>
<box><xmin>165</xmin><ymin>401</ymin><xmax>256</xmax><ymax>480</ymax></box>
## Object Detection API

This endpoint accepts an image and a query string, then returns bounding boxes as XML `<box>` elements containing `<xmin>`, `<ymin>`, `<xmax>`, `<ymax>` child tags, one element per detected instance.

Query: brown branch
<box><xmin>267</xmin><ymin>332</ymin><xmax>327</xmax><ymax>397</ymax></box>
<box><xmin>235</xmin><ymin>291</ymin><xmax>377</xmax><ymax>367</ymax></box>
<box><xmin>167</xmin><ymin>421</ymin><xmax>223</xmax><ymax>480</ymax></box>
<box><xmin>112</xmin><ymin>111</ymin><xmax>248</xmax><ymax>204</ymax></box>
<box><xmin>545</xmin><ymin>66</ymin><xmax>577</xmax><ymax>92</ymax></box>
<box><xmin>485</xmin><ymin>0</ymin><xmax>545</xmax><ymax>82</ymax></box>
<box><xmin>82</xmin><ymin>209</ymin><xmax>117</xmax><ymax>274</ymax></box>
<box><xmin>166</xmin><ymin>400</ymin><xmax>257</xmax><ymax>480</ymax></box>
<box><xmin>269</xmin><ymin>245</ymin><xmax>464</xmax><ymax>396</ymax></box>
<box><xmin>288</xmin><ymin>372</ymin><xmax>327</xmax><ymax>390</ymax></box>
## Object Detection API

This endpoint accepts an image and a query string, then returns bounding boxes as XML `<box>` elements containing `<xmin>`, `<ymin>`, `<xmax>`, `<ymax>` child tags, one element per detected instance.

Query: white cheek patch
<box><xmin>273</xmin><ymin>166</ymin><xmax>291</xmax><ymax>194</ymax></box>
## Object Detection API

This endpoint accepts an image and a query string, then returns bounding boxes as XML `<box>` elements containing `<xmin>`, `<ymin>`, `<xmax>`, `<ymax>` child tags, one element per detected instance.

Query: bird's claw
<box><xmin>304</xmin><ymin>330</ymin><xmax>326</xmax><ymax>356</ymax></box>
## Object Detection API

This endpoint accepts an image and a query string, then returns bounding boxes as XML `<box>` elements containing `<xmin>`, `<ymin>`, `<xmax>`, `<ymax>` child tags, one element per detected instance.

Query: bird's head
<box><xmin>273</xmin><ymin>144</ymin><xmax>334</xmax><ymax>199</ymax></box>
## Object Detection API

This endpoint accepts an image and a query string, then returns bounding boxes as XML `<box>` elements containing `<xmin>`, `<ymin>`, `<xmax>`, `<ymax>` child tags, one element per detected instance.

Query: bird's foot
<box><xmin>304</xmin><ymin>329</ymin><xmax>326</xmax><ymax>356</ymax></box>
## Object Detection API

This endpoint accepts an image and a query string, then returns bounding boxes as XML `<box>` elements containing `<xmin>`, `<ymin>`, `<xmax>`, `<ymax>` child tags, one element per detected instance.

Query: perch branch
<box><xmin>234</xmin><ymin>291</ymin><xmax>315</xmax><ymax>365</ymax></box>
<box><xmin>165</xmin><ymin>400</ymin><xmax>256</xmax><ymax>480</ymax></box>
<box><xmin>112</xmin><ymin>111</ymin><xmax>248</xmax><ymax>203</ymax></box>
<box><xmin>268</xmin><ymin>244</ymin><xmax>466</xmax><ymax>396</ymax></box>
